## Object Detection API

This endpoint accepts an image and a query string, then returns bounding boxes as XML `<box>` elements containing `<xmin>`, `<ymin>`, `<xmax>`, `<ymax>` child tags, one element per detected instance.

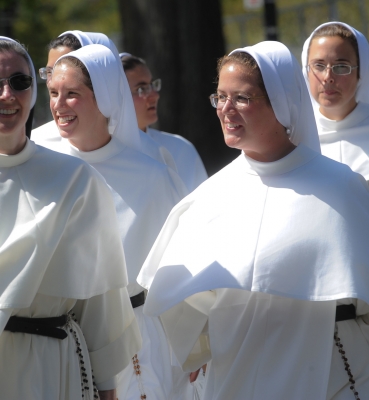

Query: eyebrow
<box><xmin>310</xmin><ymin>58</ymin><xmax>353</xmax><ymax>63</ymax></box>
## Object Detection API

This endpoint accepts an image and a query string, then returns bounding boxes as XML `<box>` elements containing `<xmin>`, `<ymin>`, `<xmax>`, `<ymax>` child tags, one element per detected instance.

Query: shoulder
<box><xmin>148</xmin><ymin>128</ymin><xmax>199</xmax><ymax>152</ymax></box>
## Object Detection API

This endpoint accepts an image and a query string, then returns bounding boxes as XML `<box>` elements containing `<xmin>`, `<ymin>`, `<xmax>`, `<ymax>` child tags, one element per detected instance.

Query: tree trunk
<box><xmin>118</xmin><ymin>0</ymin><xmax>239</xmax><ymax>175</ymax></box>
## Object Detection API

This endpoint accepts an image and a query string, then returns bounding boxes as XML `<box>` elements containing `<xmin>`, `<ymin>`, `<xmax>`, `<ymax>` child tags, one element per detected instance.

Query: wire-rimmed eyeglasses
<box><xmin>134</xmin><ymin>78</ymin><xmax>162</xmax><ymax>98</ymax></box>
<box><xmin>209</xmin><ymin>93</ymin><xmax>266</xmax><ymax>109</ymax></box>
<box><xmin>0</xmin><ymin>74</ymin><xmax>33</xmax><ymax>91</ymax></box>
<box><xmin>306</xmin><ymin>63</ymin><xmax>358</xmax><ymax>76</ymax></box>
<box><xmin>39</xmin><ymin>67</ymin><xmax>53</xmax><ymax>80</ymax></box>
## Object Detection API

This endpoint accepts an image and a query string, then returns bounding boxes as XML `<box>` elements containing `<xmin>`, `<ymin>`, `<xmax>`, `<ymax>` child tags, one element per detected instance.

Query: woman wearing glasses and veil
<box><xmin>137</xmin><ymin>41</ymin><xmax>369</xmax><ymax>399</ymax></box>
<box><xmin>302</xmin><ymin>22</ymin><xmax>369</xmax><ymax>181</ymax></box>
<box><xmin>0</xmin><ymin>37</ymin><xmax>140</xmax><ymax>400</ymax></box>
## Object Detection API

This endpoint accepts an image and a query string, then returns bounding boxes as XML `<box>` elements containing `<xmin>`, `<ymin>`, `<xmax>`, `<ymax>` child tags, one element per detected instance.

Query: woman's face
<box><xmin>0</xmin><ymin>50</ymin><xmax>32</xmax><ymax>154</ymax></box>
<box><xmin>216</xmin><ymin>62</ymin><xmax>292</xmax><ymax>162</ymax></box>
<box><xmin>125</xmin><ymin>64</ymin><xmax>159</xmax><ymax>131</ymax></box>
<box><xmin>307</xmin><ymin>36</ymin><xmax>359</xmax><ymax>120</ymax></box>
<box><xmin>48</xmin><ymin>62</ymin><xmax>109</xmax><ymax>151</ymax></box>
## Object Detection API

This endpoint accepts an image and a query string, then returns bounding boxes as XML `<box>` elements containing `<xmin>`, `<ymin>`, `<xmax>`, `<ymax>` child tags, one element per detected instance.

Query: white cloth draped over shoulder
<box><xmin>0</xmin><ymin>139</ymin><xmax>141</xmax><ymax>398</ymax></box>
<box><xmin>138</xmin><ymin>41</ymin><xmax>369</xmax><ymax>399</ymax></box>
<box><xmin>302</xmin><ymin>22</ymin><xmax>369</xmax><ymax>179</ymax></box>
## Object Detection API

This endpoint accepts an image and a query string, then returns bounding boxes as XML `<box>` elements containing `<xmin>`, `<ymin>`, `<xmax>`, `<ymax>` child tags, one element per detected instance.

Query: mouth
<box><xmin>57</xmin><ymin>115</ymin><xmax>76</xmax><ymax>125</ymax></box>
<box><xmin>0</xmin><ymin>109</ymin><xmax>18</xmax><ymax>115</ymax></box>
<box><xmin>225</xmin><ymin>122</ymin><xmax>242</xmax><ymax>130</ymax></box>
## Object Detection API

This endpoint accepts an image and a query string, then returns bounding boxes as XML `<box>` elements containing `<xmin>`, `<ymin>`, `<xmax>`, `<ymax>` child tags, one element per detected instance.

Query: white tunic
<box><xmin>138</xmin><ymin>144</ymin><xmax>369</xmax><ymax>399</ymax></box>
<box><xmin>147</xmin><ymin>127</ymin><xmax>208</xmax><ymax>192</ymax></box>
<box><xmin>317</xmin><ymin>102</ymin><xmax>369</xmax><ymax>180</ymax></box>
<box><xmin>31</xmin><ymin>133</ymin><xmax>190</xmax><ymax>399</ymax></box>
<box><xmin>0</xmin><ymin>140</ymin><xmax>141</xmax><ymax>399</ymax></box>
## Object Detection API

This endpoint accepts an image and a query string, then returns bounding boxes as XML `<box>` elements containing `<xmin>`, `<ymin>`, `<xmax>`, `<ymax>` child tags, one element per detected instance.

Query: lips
<box><xmin>58</xmin><ymin>115</ymin><xmax>76</xmax><ymax>124</ymax></box>
<box><xmin>0</xmin><ymin>109</ymin><xmax>17</xmax><ymax>115</ymax></box>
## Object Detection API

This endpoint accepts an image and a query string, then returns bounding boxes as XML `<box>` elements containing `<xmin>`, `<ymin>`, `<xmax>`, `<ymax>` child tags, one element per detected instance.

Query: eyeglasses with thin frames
<box><xmin>306</xmin><ymin>63</ymin><xmax>358</xmax><ymax>76</ymax></box>
<box><xmin>209</xmin><ymin>93</ymin><xmax>266</xmax><ymax>109</ymax></box>
<box><xmin>0</xmin><ymin>74</ymin><xmax>33</xmax><ymax>91</ymax></box>
<box><xmin>134</xmin><ymin>78</ymin><xmax>162</xmax><ymax>98</ymax></box>
<box><xmin>39</xmin><ymin>67</ymin><xmax>53</xmax><ymax>80</ymax></box>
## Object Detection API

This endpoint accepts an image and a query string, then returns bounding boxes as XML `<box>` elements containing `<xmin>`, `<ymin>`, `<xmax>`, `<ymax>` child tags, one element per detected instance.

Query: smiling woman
<box><xmin>137</xmin><ymin>41</ymin><xmax>369</xmax><ymax>399</ymax></box>
<box><xmin>302</xmin><ymin>22</ymin><xmax>369</xmax><ymax>181</ymax></box>
<box><xmin>0</xmin><ymin>37</ymin><xmax>141</xmax><ymax>400</ymax></box>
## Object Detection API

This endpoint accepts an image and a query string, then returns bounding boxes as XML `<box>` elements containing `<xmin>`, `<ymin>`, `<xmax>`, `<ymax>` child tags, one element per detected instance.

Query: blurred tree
<box><xmin>119</xmin><ymin>0</ymin><xmax>239</xmax><ymax>175</ymax></box>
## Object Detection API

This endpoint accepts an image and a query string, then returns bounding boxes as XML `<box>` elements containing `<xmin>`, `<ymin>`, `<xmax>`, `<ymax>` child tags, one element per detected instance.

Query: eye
<box><xmin>333</xmin><ymin>64</ymin><xmax>351</xmax><ymax>74</ymax></box>
<box><xmin>235</xmin><ymin>95</ymin><xmax>249</xmax><ymax>104</ymax></box>
<box><xmin>312</xmin><ymin>63</ymin><xmax>326</xmax><ymax>72</ymax></box>
<box><xmin>217</xmin><ymin>94</ymin><xmax>227</xmax><ymax>102</ymax></box>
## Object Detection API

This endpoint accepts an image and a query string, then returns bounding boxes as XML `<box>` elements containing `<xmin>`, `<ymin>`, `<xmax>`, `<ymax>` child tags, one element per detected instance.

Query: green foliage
<box><xmin>9</xmin><ymin>0</ymin><xmax>120</xmax><ymax>69</ymax></box>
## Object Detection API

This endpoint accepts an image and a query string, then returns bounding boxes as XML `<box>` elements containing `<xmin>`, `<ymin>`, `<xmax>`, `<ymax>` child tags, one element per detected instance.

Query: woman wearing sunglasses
<box><xmin>121</xmin><ymin>54</ymin><xmax>208</xmax><ymax>193</ymax></box>
<box><xmin>0</xmin><ymin>37</ymin><xmax>141</xmax><ymax>400</ymax></box>
<box><xmin>302</xmin><ymin>22</ymin><xmax>369</xmax><ymax>181</ymax></box>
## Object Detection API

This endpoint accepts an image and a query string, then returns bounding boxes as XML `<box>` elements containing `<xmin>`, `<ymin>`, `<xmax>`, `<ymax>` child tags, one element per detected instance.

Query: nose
<box><xmin>221</xmin><ymin>97</ymin><xmax>236</xmax><ymax>113</ymax></box>
<box><xmin>0</xmin><ymin>81</ymin><xmax>15</xmax><ymax>101</ymax></box>
<box><xmin>323</xmin><ymin>67</ymin><xmax>334</xmax><ymax>83</ymax></box>
<box><xmin>50</xmin><ymin>93</ymin><xmax>66</xmax><ymax>111</ymax></box>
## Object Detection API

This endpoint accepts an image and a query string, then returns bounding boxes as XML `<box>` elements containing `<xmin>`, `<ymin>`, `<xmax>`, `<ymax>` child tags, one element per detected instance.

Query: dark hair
<box><xmin>120</xmin><ymin>54</ymin><xmax>146</xmax><ymax>72</ymax></box>
<box><xmin>309</xmin><ymin>23</ymin><xmax>360</xmax><ymax>78</ymax></box>
<box><xmin>55</xmin><ymin>56</ymin><xmax>94</xmax><ymax>93</ymax></box>
<box><xmin>48</xmin><ymin>34</ymin><xmax>81</xmax><ymax>52</ymax></box>
<box><xmin>217</xmin><ymin>51</ymin><xmax>271</xmax><ymax>106</ymax></box>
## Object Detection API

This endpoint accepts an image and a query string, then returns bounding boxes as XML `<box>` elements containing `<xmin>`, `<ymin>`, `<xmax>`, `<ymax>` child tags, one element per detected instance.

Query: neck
<box><xmin>245</xmin><ymin>141</ymin><xmax>296</xmax><ymax>162</ymax></box>
<box><xmin>0</xmin><ymin>132</ymin><xmax>27</xmax><ymax>155</ymax></box>
<box><xmin>67</xmin><ymin>130</ymin><xmax>111</xmax><ymax>152</ymax></box>
<box><xmin>319</xmin><ymin>101</ymin><xmax>358</xmax><ymax>121</ymax></box>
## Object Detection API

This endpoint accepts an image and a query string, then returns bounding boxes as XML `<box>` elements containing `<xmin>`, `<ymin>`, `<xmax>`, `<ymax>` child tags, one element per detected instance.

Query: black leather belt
<box><xmin>4</xmin><ymin>315</ymin><xmax>68</xmax><ymax>339</ymax></box>
<box><xmin>335</xmin><ymin>304</ymin><xmax>356</xmax><ymax>322</ymax></box>
<box><xmin>130</xmin><ymin>291</ymin><xmax>145</xmax><ymax>308</ymax></box>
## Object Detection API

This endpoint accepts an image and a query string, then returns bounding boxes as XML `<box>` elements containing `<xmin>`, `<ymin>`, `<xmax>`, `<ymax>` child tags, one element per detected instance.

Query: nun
<box><xmin>0</xmin><ymin>37</ymin><xmax>140</xmax><ymax>400</ymax></box>
<box><xmin>302</xmin><ymin>22</ymin><xmax>369</xmax><ymax>181</ymax></box>
<box><xmin>138</xmin><ymin>41</ymin><xmax>369</xmax><ymax>399</ymax></box>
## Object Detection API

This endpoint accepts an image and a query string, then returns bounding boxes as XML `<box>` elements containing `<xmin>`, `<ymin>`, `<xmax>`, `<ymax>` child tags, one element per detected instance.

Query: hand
<box><xmin>98</xmin><ymin>389</ymin><xmax>117</xmax><ymax>400</ymax></box>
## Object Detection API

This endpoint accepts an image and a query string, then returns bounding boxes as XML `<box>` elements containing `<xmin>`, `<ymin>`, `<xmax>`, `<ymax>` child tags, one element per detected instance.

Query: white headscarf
<box><xmin>55</xmin><ymin>44</ymin><xmax>134</xmax><ymax>142</ymax></box>
<box><xmin>0</xmin><ymin>36</ymin><xmax>37</xmax><ymax>109</ymax></box>
<box><xmin>230</xmin><ymin>41</ymin><xmax>321</xmax><ymax>153</ymax></box>
<box><xmin>58</xmin><ymin>30</ymin><xmax>141</xmax><ymax>151</ymax></box>
<box><xmin>301</xmin><ymin>21</ymin><xmax>369</xmax><ymax>105</ymax></box>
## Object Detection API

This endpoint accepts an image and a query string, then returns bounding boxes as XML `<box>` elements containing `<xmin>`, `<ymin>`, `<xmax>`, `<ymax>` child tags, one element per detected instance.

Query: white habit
<box><xmin>301</xmin><ymin>22</ymin><xmax>369</xmax><ymax>179</ymax></box>
<box><xmin>138</xmin><ymin>41</ymin><xmax>369</xmax><ymax>399</ymax></box>
<box><xmin>147</xmin><ymin>127</ymin><xmax>208</xmax><ymax>192</ymax></box>
<box><xmin>35</xmin><ymin>44</ymin><xmax>191</xmax><ymax>400</ymax></box>
<box><xmin>0</xmin><ymin>139</ymin><xmax>141</xmax><ymax>399</ymax></box>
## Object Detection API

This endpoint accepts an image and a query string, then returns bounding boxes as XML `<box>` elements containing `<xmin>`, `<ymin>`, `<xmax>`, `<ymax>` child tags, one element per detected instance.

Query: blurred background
<box><xmin>1</xmin><ymin>0</ymin><xmax>368</xmax><ymax>174</ymax></box>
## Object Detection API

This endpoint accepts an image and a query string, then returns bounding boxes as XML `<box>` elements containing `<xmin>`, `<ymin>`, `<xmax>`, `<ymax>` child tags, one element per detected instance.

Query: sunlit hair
<box><xmin>309</xmin><ymin>23</ymin><xmax>360</xmax><ymax>78</ymax></box>
<box><xmin>48</xmin><ymin>34</ymin><xmax>81</xmax><ymax>52</ymax></box>
<box><xmin>54</xmin><ymin>56</ymin><xmax>94</xmax><ymax>93</ymax></box>
<box><xmin>217</xmin><ymin>51</ymin><xmax>271</xmax><ymax>106</ymax></box>
<box><xmin>120</xmin><ymin>54</ymin><xmax>146</xmax><ymax>72</ymax></box>
<box><xmin>0</xmin><ymin>39</ymin><xmax>32</xmax><ymax>76</ymax></box>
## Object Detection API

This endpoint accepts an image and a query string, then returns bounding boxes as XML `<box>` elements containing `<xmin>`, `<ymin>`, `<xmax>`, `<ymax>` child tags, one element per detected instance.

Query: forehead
<box><xmin>308</xmin><ymin>36</ymin><xmax>357</xmax><ymax>61</ymax></box>
<box><xmin>47</xmin><ymin>46</ymin><xmax>72</xmax><ymax>68</ymax></box>
<box><xmin>0</xmin><ymin>50</ymin><xmax>30</xmax><ymax>75</ymax></box>
<box><xmin>125</xmin><ymin>64</ymin><xmax>152</xmax><ymax>86</ymax></box>
<box><xmin>218</xmin><ymin>63</ymin><xmax>260</xmax><ymax>91</ymax></box>
<box><xmin>50</xmin><ymin>62</ymin><xmax>85</xmax><ymax>85</ymax></box>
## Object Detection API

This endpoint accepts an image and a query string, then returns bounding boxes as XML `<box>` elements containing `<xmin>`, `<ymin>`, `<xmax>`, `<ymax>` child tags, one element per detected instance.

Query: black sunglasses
<box><xmin>0</xmin><ymin>74</ymin><xmax>33</xmax><ymax>91</ymax></box>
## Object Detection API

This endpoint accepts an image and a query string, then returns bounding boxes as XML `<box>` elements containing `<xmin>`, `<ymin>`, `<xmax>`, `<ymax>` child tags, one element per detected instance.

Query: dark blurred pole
<box><xmin>264</xmin><ymin>0</ymin><xmax>278</xmax><ymax>41</ymax></box>
<box><xmin>119</xmin><ymin>0</ymin><xmax>239</xmax><ymax>175</ymax></box>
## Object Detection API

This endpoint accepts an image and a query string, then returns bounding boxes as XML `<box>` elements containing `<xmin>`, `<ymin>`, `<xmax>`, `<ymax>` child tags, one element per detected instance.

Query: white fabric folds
<box><xmin>137</xmin><ymin>41</ymin><xmax>369</xmax><ymax>399</ymax></box>
<box><xmin>0</xmin><ymin>139</ymin><xmax>128</xmax><ymax>316</ymax></box>
<box><xmin>230</xmin><ymin>41</ymin><xmax>321</xmax><ymax>152</ymax></box>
